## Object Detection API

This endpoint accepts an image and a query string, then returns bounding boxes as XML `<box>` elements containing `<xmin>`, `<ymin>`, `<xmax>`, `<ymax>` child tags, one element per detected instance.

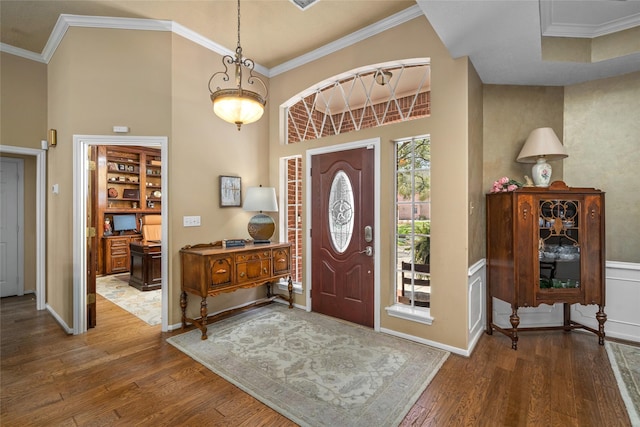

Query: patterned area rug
<box><xmin>96</xmin><ymin>274</ymin><xmax>161</xmax><ymax>326</ymax></box>
<box><xmin>167</xmin><ymin>304</ymin><xmax>449</xmax><ymax>427</ymax></box>
<box><xmin>606</xmin><ymin>341</ymin><xmax>640</xmax><ymax>426</ymax></box>
<box><xmin>605</xmin><ymin>341</ymin><xmax>640</xmax><ymax>426</ymax></box>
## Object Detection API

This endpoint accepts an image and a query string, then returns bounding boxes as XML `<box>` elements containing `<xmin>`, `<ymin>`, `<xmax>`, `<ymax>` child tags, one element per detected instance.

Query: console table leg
<box><xmin>287</xmin><ymin>276</ymin><xmax>293</xmax><ymax>309</ymax></box>
<box><xmin>180</xmin><ymin>291</ymin><xmax>187</xmax><ymax>329</ymax></box>
<box><xmin>266</xmin><ymin>282</ymin><xmax>273</xmax><ymax>298</ymax></box>
<box><xmin>596</xmin><ymin>305</ymin><xmax>607</xmax><ymax>345</ymax></box>
<box><xmin>509</xmin><ymin>307</ymin><xmax>520</xmax><ymax>350</ymax></box>
<box><xmin>199</xmin><ymin>296</ymin><xmax>208</xmax><ymax>340</ymax></box>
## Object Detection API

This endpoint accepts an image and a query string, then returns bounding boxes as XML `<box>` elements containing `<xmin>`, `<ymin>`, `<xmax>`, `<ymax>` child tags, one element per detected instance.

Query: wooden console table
<box><xmin>180</xmin><ymin>242</ymin><xmax>293</xmax><ymax>340</ymax></box>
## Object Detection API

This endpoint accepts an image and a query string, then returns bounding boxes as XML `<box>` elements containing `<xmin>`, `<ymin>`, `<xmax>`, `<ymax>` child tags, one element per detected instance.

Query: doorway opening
<box><xmin>73</xmin><ymin>135</ymin><xmax>168</xmax><ymax>334</ymax></box>
<box><xmin>0</xmin><ymin>146</ymin><xmax>46</xmax><ymax>311</ymax></box>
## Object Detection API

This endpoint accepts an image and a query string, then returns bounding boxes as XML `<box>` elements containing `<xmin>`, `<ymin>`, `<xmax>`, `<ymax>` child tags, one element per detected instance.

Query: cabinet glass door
<box><xmin>538</xmin><ymin>199</ymin><xmax>580</xmax><ymax>289</ymax></box>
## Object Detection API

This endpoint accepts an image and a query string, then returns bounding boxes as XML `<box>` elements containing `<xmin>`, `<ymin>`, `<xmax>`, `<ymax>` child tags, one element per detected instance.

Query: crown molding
<box><xmin>170</xmin><ymin>21</ymin><xmax>269</xmax><ymax>77</ymax></box>
<box><xmin>0</xmin><ymin>43</ymin><xmax>45</xmax><ymax>63</ymax></box>
<box><xmin>0</xmin><ymin>5</ymin><xmax>423</xmax><ymax>77</ymax></box>
<box><xmin>269</xmin><ymin>5</ymin><xmax>424</xmax><ymax>77</ymax></box>
<box><xmin>541</xmin><ymin>2</ymin><xmax>640</xmax><ymax>38</ymax></box>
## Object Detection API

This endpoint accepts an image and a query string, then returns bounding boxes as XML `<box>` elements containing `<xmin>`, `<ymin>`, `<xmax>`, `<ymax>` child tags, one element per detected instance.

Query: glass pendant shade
<box><xmin>207</xmin><ymin>0</ymin><xmax>268</xmax><ymax>131</ymax></box>
<box><xmin>211</xmin><ymin>88</ymin><xmax>265</xmax><ymax>130</ymax></box>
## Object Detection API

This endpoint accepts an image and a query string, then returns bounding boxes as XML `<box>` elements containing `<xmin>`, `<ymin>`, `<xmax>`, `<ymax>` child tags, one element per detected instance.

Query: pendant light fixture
<box><xmin>208</xmin><ymin>0</ymin><xmax>267</xmax><ymax>131</ymax></box>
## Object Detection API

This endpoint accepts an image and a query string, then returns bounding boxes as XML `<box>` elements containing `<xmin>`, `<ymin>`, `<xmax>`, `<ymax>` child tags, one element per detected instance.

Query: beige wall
<box><xmin>0</xmin><ymin>53</ymin><xmax>46</xmax><ymax>295</ymax></box>
<box><xmin>564</xmin><ymin>71</ymin><xmax>640</xmax><ymax>263</ymax></box>
<box><xmin>269</xmin><ymin>16</ymin><xmax>474</xmax><ymax>349</ymax></box>
<box><xmin>168</xmin><ymin>33</ymin><xmax>271</xmax><ymax>324</ymax></box>
<box><xmin>0</xmin><ymin>52</ymin><xmax>47</xmax><ymax>149</ymax></box>
<box><xmin>468</xmin><ymin>63</ymin><xmax>484</xmax><ymax>265</ymax></box>
<box><xmin>483</xmin><ymin>85</ymin><xmax>565</xmax><ymax>191</ymax></box>
<box><xmin>47</xmin><ymin>27</ymin><xmax>173</xmax><ymax>326</ymax></box>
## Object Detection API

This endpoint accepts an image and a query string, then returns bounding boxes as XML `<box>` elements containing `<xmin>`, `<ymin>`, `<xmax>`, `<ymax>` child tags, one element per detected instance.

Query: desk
<box><xmin>103</xmin><ymin>234</ymin><xmax>143</xmax><ymax>274</ymax></box>
<box><xmin>129</xmin><ymin>241</ymin><xmax>162</xmax><ymax>291</ymax></box>
<box><xmin>180</xmin><ymin>242</ymin><xmax>293</xmax><ymax>340</ymax></box>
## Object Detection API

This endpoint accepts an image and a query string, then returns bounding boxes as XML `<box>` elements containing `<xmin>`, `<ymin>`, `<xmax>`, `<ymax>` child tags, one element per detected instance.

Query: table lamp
<box><xmin>516</xmin><ymin>127</ymin><xmax>568</xmax><ymax>187</ymax></box>
<box><xmin>243</xmin><ymin>186</ymin><xmax>278</xmax><ymax>244</ymax></box>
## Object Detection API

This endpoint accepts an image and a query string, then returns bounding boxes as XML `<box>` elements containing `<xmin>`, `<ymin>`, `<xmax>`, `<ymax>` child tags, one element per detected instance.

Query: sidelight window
<box><xmin>394</xmin><ymin>135</ymin><xmax>431</xmax><ymax>310</ymax></box>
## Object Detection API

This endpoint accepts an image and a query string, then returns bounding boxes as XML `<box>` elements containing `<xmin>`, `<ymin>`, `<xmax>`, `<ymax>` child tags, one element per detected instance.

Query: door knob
<box><xmin>359</xmin><ymin>246</ymin><xmax>373</xmax><ymax>256</ymax></box>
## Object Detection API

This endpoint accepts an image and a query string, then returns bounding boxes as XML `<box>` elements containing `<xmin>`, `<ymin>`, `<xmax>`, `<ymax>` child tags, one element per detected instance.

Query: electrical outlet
<box><xmin>183</xmin><ymin>216</ymin><xmax>201</xmax><ymax>227</ymax></box>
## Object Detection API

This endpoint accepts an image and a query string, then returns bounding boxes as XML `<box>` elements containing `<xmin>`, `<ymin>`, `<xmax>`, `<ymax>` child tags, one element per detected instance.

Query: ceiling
<box><xmin>1</xmin><ymin>0</ymin><xmax>640</xmax><ymax>86</ymax></box>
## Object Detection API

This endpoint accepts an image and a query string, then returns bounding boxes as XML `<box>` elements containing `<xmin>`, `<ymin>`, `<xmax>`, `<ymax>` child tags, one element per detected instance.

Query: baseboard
<box><xmin>46</xmin><ymin>303</ymin><xmax>73</xmax><ymax>334</ymax></box>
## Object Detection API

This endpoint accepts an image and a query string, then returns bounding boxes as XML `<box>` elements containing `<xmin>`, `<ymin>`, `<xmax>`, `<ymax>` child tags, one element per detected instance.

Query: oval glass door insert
<box><xmin>328</xmin><ymin>170</ymin><xmax>354</xmax><ymax>253</ymax></box>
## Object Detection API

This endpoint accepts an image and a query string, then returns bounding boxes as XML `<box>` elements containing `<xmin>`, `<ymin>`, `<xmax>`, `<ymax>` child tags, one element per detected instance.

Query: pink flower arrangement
<box><xmin>491</xmin><ymin>176</ymin><xmax>522</xmax><ymax>193</ymax></box>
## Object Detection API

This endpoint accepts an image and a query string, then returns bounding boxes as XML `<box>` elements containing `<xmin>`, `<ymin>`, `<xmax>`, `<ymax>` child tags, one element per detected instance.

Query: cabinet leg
<box><xmin>596</xmin><ymin>305</ymin><xmax>607</xmax><ymax>345</ymax></box>
<box><xmin>563</xmin><ymin>303</ymin><xmax>571</xmax><ymax>331</ymax></box>
<box><xmin>180</xmin><ymin>291</ymin><xmax>187</xmax><ymax>329</ymax></box>
<box><xmin>266</xmin><ymin>282</ymin><xmax>273</xmax><ymax>298</ymax></box>
<box><xmin>486</xmin><ymin>295</ymin><xmax>494</xmax><ymax>335</ymax></box>
<box><xmin>509</xmin><ymin>308</ymin><xmax>520</xmax><ymax>350</ymax></box>
<box><xmin>287</xmin><ymin>276</ymin><xmax>293</xmax><ymax>309</ymax></box>
<box><xmin>199</xmin><ymin>297</ymin><xmax>208</xmax><ymax>340</ymax></box>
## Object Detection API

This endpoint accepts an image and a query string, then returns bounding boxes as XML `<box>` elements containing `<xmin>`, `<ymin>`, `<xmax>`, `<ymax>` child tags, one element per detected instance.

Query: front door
<box><xmin>311</xmin><ymin>147</ymin><xmax>374</xmax><ymax>327</ymax></box>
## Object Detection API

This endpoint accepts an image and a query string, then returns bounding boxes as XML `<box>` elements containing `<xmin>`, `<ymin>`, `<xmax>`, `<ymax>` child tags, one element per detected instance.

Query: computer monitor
<box><xmin>112</xmin><ymin>214</ymin><xmax>137</xmax><ymax>234</ymax></box>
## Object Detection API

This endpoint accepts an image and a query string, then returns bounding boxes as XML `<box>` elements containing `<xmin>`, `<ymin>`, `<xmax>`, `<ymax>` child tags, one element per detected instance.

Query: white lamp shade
<box><xmin>243</xmin><ymin>186</ymin><xmax>278</xmax><ymax>212</ymax></box>
<box><xmin>516</xmin><ymin>127</ymin><xmax>568</xmax><ymax>163</ymax></box>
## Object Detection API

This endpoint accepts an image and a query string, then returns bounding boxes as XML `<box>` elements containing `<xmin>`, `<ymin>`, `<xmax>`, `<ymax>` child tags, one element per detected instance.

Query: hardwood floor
<box><xmin>1</xmin><ymin>294</ymin><xmax>632</xmax><ymax>426</ymax></box>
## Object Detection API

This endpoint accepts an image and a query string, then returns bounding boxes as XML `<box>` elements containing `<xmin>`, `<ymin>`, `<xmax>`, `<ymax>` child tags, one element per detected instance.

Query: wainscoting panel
<box><xmin>467</xmin><ymin>260</ymin><xmax>486</xmax><ymax>352</ymax></box>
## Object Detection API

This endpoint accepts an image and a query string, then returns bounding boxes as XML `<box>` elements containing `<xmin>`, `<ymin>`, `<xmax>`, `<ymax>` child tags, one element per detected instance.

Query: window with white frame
<box><xmin>395</xmin><ymin>136</ymin><xmax>431</xmax><ymax>308</ymax></box>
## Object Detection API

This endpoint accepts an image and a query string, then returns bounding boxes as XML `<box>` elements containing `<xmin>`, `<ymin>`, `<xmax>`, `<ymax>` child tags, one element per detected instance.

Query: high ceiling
<box><xmin>1</xmin><ymin>0</ymin><xmax>639</xmax><ymax>86</ymax></box>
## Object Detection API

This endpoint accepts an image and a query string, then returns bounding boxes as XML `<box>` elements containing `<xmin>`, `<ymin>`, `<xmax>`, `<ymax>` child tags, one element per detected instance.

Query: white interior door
<box><xmin>0</xmin><ymin>157</ymin><xmax>24</xmax><ymax>297</ymax></box>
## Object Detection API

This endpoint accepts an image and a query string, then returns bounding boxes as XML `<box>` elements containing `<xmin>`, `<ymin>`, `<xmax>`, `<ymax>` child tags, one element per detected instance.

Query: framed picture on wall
<box><xmin>219</xmin><ymin>176</ymin><xmax>242</xmax><ymax>207</ymax></box>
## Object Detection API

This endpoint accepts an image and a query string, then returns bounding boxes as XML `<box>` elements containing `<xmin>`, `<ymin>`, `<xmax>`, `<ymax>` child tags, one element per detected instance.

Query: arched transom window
<box><xmin>284</xmin><ymin>59</ymin><xmax>431</xmax><ymax>144</ymax></box>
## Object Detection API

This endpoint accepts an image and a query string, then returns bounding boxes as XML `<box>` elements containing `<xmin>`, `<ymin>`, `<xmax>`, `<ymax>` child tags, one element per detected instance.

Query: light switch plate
<box><xmin>183</xmin><ymin>216</ymin><xmax>201</xmax><ymax>227</ymax></box>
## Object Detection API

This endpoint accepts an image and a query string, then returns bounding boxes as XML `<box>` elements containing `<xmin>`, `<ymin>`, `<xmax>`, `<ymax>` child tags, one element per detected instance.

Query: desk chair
<box><xmin>141</xmin><ymin>215</ymin><xmax>161</xmax><ymax>242</ymax></box>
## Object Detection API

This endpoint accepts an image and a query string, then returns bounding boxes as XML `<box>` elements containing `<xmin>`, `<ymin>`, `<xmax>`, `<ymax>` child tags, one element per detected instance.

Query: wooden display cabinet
<box><xmin>486</xmin><ymin>181</ymin><xmax>606</xmax><ymax>349</ymax></box>
<box><xmin>94</xmin><ymin>146</ymin><xmax>162</xmax><ymax>275</ymax></box>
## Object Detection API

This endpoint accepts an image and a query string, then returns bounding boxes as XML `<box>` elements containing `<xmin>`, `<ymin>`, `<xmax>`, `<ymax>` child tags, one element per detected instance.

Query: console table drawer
<box><xmin>209</xmin><ymin>256</ymin><xmax>233</xmax><ymax>289</ymax></box>
<box><xmin>236</xmin><ymin>250</ymin><xmax>271</xmax><ymax>262</ymax></box>
<box><xmin>236</xmin><ymin>259</ymin><xmax>271</xmax><ymax>283</ymax></box>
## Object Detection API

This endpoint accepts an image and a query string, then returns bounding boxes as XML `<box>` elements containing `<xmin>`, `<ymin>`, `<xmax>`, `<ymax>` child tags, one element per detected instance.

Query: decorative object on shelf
<box><xmin>152</xmin><ymin>190</ymin><xmax>162</xmax><ymax>199</ymax></box>
<box><xmin>516</xmin><ymin>127</ymin><xmax>568</xmax><ymax>187</ymax></box>
<box><xmin>219</xmin><ymin>175</ymin><xmax>242</xmax><ymax>207</ymax></box>
<box><xmin>222</xmin><ymin>239</ymin><xmax>247</xmax><ymax>248</ymax></box>
<box><xmin>490</xmin><ymin>176</ymin><xmax>523</xmax><ymax>193</ymax></box>
<box><xmin>108</xmin><ymin>187</ymin><xmax>118</xmax><ymax>198</ymax></box>
<box><xmin>123</xmin><ymin>189</ymin><xmax>139</xmax><ymax>200</ymax></box>
<box><xmin>243</xmin><ymin>185</ymin><xmax>278</xmax><ymax>244</ymax></box>
<box><xmin>104</xmin><ymin>218</ymin><xmax>112</xmax><ymax>236</ymax></box>
<box><xmin>207</xmin><ymin>0</ymin><xmax>267</xmax><ymax>131</ymax></box>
